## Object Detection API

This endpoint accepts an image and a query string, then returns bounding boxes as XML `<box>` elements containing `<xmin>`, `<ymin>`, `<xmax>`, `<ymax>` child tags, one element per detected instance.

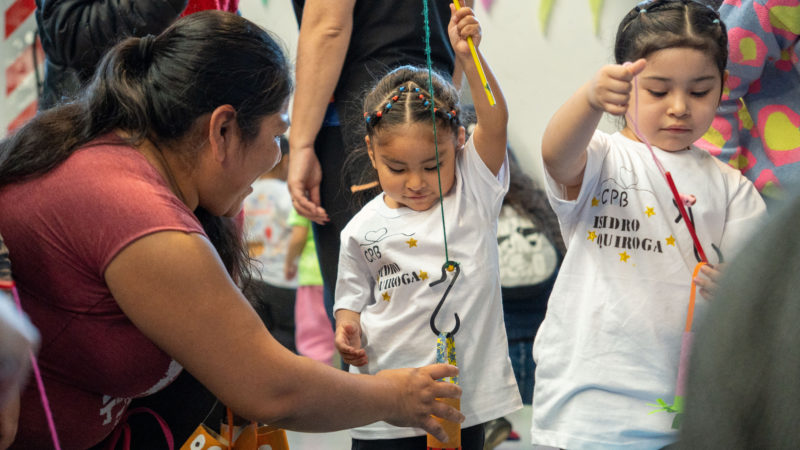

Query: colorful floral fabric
<box><xmin>697</xmin><ymin>0</ymin><xmax>800</xmax><ymax>202</ymax></box>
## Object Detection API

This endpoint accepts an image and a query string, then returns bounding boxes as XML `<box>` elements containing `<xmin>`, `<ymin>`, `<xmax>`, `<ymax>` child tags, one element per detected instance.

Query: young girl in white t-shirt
<box><xmin>333</xmin><ymin>5</ymin><xmax>521</xmax><ymax>449</ymax></box>
<box><xmin>533</xmin><ymin>1</ymin><xmax>767</xmax><ymax>448</ymax></box>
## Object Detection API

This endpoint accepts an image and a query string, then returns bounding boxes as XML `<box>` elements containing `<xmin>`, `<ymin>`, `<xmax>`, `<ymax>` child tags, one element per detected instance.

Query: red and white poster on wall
<box><xmin>1</xmin><ymin>0</ymin><xmax>42</xmax><ymax>139</ymax></box>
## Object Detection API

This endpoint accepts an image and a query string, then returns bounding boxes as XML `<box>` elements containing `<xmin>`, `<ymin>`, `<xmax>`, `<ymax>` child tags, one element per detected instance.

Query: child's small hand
<box><xmin>284</xmin><ymin>261</ymin><xmax>297</xmax><ymax>281</ymax></box>
<box><xmin>448</xmin><ymin>3</ymin><xmax>481</xmax><ymax>57</ymax></box>
<box><xmin>587</xmin><ymin>58</ymin><xmax>646</xmax><ymax>116</ymax></box>
<box><xmin>694</xmin><ymin>263</ymin><xmax>725</xmax><ymax>300</ymax></box>
<box><xmin>335</xmin><ymin>321</ymin><xmax>368</xmax><ymax>366</ymax></box>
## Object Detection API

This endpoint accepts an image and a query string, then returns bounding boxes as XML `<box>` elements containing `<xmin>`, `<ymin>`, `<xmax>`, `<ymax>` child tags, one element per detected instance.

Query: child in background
<box><xmin>533</xmin><ymin>1</ymin><xmax>767</xmax><ymax>448</ymax></box>
<box><xmin>333</xmin><ymin>5</ymin><xmax>521</xmax><ymax>449</ymax></box>
<box><xmin>243</xmin><ymin>136</ymin><xmax>297</xmax><ymax>352</ymax></box>
<box><xmin>285</xmin><ymin>208</ymin><xmax>335</xmax><ymax>365</ymax></box>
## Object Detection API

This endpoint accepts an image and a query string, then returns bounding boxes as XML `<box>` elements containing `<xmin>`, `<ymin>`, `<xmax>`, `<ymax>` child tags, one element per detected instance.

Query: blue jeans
<box><xmin>508</xmin><ymin>338</ymin><xmax>534</xmax><ymax>404</ymax></box>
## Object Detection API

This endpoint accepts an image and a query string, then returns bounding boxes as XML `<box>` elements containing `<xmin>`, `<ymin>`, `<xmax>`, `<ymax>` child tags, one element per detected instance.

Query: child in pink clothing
<box><xmin>285</xmin><ymin>209</ymin><xmax>335</xmax><ymax>365</ymax></box>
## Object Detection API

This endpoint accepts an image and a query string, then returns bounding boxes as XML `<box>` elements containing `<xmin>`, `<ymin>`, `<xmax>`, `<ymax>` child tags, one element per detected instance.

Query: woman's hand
<box><xmin>0</xmin><ymin>393</ymin><xmax>20</xmax><ymax>450</ymax></box>
<box><xmin>377</xmin><ymin>364</ymin><xmax>463</xmax><ymax>442</ymax></box>
<box><xmin>0</xmin><ymin>294</ymin><xmax>37</xmax><ymax>410</ymax></box>
<box><xmin>0</xmin><ymin>293</ymin><xmax>37</xmax><ymax>450</ymax></box>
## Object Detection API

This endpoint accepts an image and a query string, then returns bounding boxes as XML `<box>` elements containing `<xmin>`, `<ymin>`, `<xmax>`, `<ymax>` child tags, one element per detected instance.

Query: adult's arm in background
<box><xmin>287</xmin><ymin>0</ymin><xmax>355</xmax><ymax>224</ymax></box>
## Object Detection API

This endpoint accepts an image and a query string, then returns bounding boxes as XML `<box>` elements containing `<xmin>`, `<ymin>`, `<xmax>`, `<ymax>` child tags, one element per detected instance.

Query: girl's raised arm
<box><xmin>448</xmin><ymin>4</ymin><xmax>507</xmax><ymax>176</ymax></box>
<box><xmin>541</xmin><ymin>59</ymin><xmax>646</xmax><ymax>200</ymax></box>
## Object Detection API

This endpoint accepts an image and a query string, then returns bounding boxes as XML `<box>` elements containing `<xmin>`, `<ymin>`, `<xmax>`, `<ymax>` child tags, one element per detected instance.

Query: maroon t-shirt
<box><xmin>0</xmin><ymin>137</ymin><xmax>205</xmax><ymax>448</ymax></box>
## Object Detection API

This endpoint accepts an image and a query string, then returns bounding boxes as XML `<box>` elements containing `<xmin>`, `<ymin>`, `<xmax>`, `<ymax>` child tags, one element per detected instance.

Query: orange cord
<box><xmin>685</xmin><ymin>262</ymin><xmax>707</xmax><ymax>333</ymax></box>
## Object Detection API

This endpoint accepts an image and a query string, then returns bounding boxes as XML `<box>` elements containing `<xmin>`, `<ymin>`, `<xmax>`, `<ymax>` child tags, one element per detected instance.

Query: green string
<box><xmin>423</xmin><ymin>0</ymin><xmax>450</xmax><ymax>264</ymax></box>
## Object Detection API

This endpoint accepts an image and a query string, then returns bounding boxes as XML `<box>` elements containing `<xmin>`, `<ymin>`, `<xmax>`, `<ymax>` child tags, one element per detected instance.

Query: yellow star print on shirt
<box><xmin>619</xmin><ymin>251</ymin><xmax>630</xmax><ymax>262</ymax></box>
<box><xmin>645</xmin><ymin>207</ymin><xmax>655</xmax><ymax>217</ymax></box>
<box><xmin>591</xmin><ymin>197</ymin><xmax>599</xmax><ymax>207</ymax></box>
<box><xmin>665</xmin><ymin>235</ymin><xmax>676</xmax><ymax>246</ymax></box>
<box><xmin>587</xmin><ymin>231</ymin><xmax>597</xmax><ymax>241</ymax></box>
<box><xmin>419</xmin><ymin>270</ymin><xmax>428</xmax><ymax>281</ymax></box>
<box><xmin>406</xmin><ymin>238</ymin><xmax>417</xmax><ymax>248</ymax></box>
<box><xmin>382</xmin><ymin>292</ymin><xmax>391</xmax><ymax>302</ymax></box>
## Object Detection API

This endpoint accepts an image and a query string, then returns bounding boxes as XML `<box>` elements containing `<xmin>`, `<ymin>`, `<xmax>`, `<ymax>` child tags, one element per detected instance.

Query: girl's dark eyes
<box><xmin>385</xmin><ymin>166</ymin><xmax>438</xmax><ymax>173</ymax></box>
<box><xmin>647</xmin><ymin>89</ymin><xmax>712</xmax><ymax>98</ymax></box>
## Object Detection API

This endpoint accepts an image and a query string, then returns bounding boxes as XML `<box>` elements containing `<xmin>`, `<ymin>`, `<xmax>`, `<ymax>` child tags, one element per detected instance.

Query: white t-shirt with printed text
<box><xmin>336</xmin><ymin>135</ymin><xmax>522</xmax><ymax>439</ymax></box>
<box><xmin>531</xmin><ymin>130</ymin><xmax>767</xmax><ymax>449</ymax></box>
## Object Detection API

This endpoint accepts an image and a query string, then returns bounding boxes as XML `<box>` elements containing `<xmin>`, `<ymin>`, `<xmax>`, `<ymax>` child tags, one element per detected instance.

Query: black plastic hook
<box><xmin>429</xmin><ymin>261</ymin><xmax>460</xmax><ymax>338</ymax></box>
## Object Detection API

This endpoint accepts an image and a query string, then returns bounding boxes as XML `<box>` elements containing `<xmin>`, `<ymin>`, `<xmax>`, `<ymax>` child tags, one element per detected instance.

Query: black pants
<box><xmin>351</xmin><ymin>423</ymin><xmax>485</xmax><ymax>450</ymax></box>
<box><xmin>91</xmin><ymin>371</ymin><xmax>225</xmax><ymax>449</ymax></box>
<box><xmin>312</xmin><ymin>125</ymin><xmax>370</xmax><ymax>326</ymax></box>
<box><xmin>242</xmin><ymin>279</ymin><xmax>297</xmax><ymax>353</ymax></box>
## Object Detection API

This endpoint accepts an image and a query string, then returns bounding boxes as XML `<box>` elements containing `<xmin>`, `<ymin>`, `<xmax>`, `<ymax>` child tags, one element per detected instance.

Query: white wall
<box><xmin>474</xmin><ymin>0</ymin><xmax>639</xmax><ymax>182</ymax></box>
<box><xmin>239</xmin><ymin>0</ymin><xmax>641</xmax><ymax>183</ymax></box>
<box><xmin>239</xmin><ymin>0</ymin><xmax>299</xmax><ymax>66</ymax></box>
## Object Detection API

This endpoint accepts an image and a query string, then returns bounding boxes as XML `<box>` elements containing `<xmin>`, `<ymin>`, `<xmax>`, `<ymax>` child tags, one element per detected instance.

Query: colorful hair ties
<box><xmin>364</xmin><ymin>84</ymin><xmax>459</xmax><ymax>128</ymax></box>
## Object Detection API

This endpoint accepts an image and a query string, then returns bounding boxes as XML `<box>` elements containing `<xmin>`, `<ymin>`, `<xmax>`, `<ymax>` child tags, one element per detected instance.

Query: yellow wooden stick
<box><xmin>453</xmin><ymin>0</ymin><xmax>496</xmax><ymax>106</ymax></box>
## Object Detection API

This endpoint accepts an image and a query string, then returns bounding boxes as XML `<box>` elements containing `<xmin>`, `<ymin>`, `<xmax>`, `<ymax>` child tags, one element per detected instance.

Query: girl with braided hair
<box><xmin>333</xmin><ymin>5</ymin><xmax>521</xmax><ymax>449</ymax></box>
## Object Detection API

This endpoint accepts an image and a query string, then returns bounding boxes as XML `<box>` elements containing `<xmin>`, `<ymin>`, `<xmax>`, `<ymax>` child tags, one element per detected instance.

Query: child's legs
<box><xmin>350</xmin><ymin>423</ymin><xmax>485</xmax><ymax>450</ymax></box>
<box><xmin>294</xmin><ymin>285</ymin><xmax>335</xmax><ymax>364</ymax></box>
<box><xmin>508</xmin><ymin>338</ymin><xmax>535</xmax><ymax>404</ymax></box>
<box><xmin>243</xmin><ymin>279</ymin><xmax>297</xmax><ymax>353</ymax></box>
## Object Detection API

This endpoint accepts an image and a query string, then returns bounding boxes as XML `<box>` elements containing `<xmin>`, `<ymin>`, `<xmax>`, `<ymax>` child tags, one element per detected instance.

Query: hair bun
<box><xmin>137</xmin><ymin>34</ymin><xmax>157</xmax><ymax>65</ymax></box>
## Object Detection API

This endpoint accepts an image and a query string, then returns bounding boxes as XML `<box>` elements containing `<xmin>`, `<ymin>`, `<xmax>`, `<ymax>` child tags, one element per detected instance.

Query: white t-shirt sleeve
<box><xmin>334</xmin><ymin>228</ymin><xmax>374</xmax><ymax>314</ymax></box>
<box><xmin>459</xmin><ymin>134</ymin><xmax>509</xmax><ymax>219</ymax></box>
<box><xmin>719</xmin><ymin>164</ymin><xmax>768</xmax><ymax>259</ymax></box>
<box><xmin>542</xmin><ymin>130</ymin><xmax>610</xmax><ymax>244</ymax></box>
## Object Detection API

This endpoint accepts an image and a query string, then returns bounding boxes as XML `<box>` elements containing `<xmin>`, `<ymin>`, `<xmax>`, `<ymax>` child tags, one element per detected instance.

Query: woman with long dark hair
<box><xmin>0</xmin><ymin>11</ymin><xmax>461</xmax><ymax>449</ymax></box>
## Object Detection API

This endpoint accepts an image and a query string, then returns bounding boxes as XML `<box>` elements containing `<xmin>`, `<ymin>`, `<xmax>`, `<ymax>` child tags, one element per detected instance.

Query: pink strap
<box><xmin>104</xmin><ymin>422</ymin><xmax>131</xmax><ymax>450</ymax></box>
<box><xmin>626</xmin><ymin>74</ymin><xmax>709</xmax><ymax>263</ymax></box>
<box><xmin>9</xmin><ymin>283</ymin><xmax>62</xmax><ymax>450</ymax></box>
<box><xmin>627</xmin><ymin>74</ymin><xmax>667</xmax><ymax>178</ymax></box>
<box><xmin>10</xmin><ymin>284</ymin><xmax>175</xmax><ymax>450</ymax></box>
<box><xmin>105</xmin><ymin>407</ymin><xmax>174</xmax><ymax>450</ymax></box>
<box><xmin>674</xmin><ymin>262</ymin><xmax>707</xmax><ymax>398</ymax></box>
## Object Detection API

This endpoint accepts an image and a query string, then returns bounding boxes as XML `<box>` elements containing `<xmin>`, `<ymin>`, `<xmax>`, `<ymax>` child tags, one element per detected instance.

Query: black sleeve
<box><xmin>290</xmin><ymin>0</ymin><xmax>303</xmax><ymax>25</ymax></box>
<box><xmin>36</xmin><ymin>0</ymin><xmax>188</xmax><ymax>78</ymax></box>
